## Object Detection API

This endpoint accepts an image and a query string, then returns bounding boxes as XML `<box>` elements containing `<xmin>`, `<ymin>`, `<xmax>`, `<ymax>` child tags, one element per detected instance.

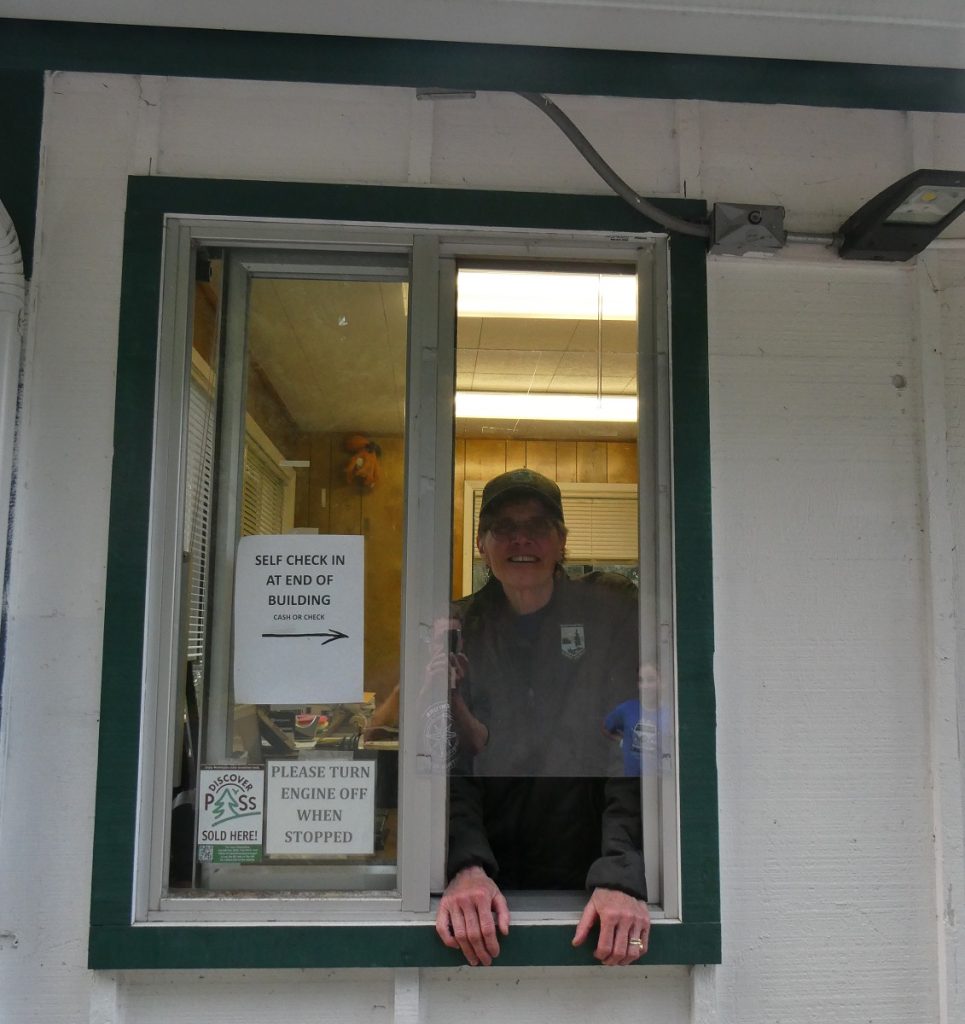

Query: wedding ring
<box><xmin>628</xmin><ymin>937</ymin><xmax>645</xmax><ymax>948</ymax></box>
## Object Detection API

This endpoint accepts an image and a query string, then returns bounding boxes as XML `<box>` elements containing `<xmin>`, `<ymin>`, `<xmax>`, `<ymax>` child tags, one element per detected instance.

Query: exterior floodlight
<box><xmin>837</xmin><ymin>169</ymin><xmax>965</xmax><ymax>261</ymax></box>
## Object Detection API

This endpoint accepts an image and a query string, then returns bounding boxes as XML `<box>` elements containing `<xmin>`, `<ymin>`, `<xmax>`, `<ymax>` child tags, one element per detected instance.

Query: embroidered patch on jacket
<box><xmin>560</xmin><ymin>624</ymin><xmax>586</xmax><ymax>660</ymax></box>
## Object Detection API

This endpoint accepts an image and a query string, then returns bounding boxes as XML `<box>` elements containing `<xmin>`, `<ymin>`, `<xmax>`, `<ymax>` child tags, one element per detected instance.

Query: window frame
<box><xmin>91</xmin><ymin>176</ymin><xmax>718</xmax><ymax>968</ymax></box>
<box><xmin>181</xmin><ymin>247</ymin><xmax>413</xmax><ymax>902</ymax></box>
<box><xmin>155</xmin><ymin>228</ymin><xmax>669</xmax><ymax>916</ymax></box>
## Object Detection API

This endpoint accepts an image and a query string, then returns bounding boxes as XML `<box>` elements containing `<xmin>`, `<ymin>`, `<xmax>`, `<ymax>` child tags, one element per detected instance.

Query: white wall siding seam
<box><xmin>673</xmin><ymin>100</ymin><xmax>702</xmax><ymax>202</ymax></box>
<box><xmin>406</xmin><ymin>93</ymin><xmax>435</xmax><ymax>185</ymax></box>
<box><xmin>914</xmin><ymin>252</ymin><xmax>965</xmax><ymax>1024</ymax></box>
<box><xmin>689</xmin><ymin>963</ymin><xmax>720</xmax><ymax>1024</ymax></box>
<box><xmin>131</xmin><ymin>76</ymin><xmax>164</xmax><ymax>175</ymax></box>
<box><xmin>394</xmin><ymin>968</ymin><xmax>424</xmax><ymax>1024</ymax></box>
<box><xmin>88</xmin><ymin>970</ymin><xmax>121</xmax><ymax>1024</ymax></box>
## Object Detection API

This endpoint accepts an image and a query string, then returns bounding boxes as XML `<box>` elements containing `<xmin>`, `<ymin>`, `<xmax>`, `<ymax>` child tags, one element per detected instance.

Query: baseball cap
<box><xmin>479</xmin><ymin>468</ymin><xmax>564</xmax><ymax>521</ymax></box>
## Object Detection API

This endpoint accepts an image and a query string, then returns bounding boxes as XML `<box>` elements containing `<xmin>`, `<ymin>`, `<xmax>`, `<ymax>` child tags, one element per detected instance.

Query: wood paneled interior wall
<box><xmin>292</xmin><ymin>434</ymin><xmax>405</xmax><ymax>705</ymax></box>
<box><xmin>452</xmin><ymin>438</ymin><xmax>638</xmax><ymax>595</ymax></box>
<box><xmin>193</xmin><ymin>278</ymin><xmax>403</xmax><ymax>706</ymax></box>
<box><xmin>284</xmin><ymin>434</ymin><xmax>638</xmax><ymax>700</ymax></box>
<box><xmin>234</xmin><ymin>399</ymin><xmax>642</xmax><ymax>700</ymax></box>
<box><xmin>183</xmin><ymin>290</ymin><xmax>640</xmax><ymax>708</ymax></box>
<box><xmin>192</xmin><ymin>279</ymin><xmax>217</xmax><ymax>368</ymax></box>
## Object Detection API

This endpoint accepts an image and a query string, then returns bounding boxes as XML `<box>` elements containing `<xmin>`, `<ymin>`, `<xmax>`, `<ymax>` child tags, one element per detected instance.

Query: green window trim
<box><xmin>91</xmin><ymin>176</ymin><xmax>718</xmax><ymax>969</ymax></box>
<box><xmin>3</xmin><ymin>16</ymin><xmax>964</xmax><ymax>114</ymax></box>
<box><xmin>89</xmin><ymin>921</ymin><xmax>722</xmax><ymax>970</ymax></box>
<box><xmin>0</xmin><ymin>68</ymin><xmax>42</xmax><ymax>277</ymax></box>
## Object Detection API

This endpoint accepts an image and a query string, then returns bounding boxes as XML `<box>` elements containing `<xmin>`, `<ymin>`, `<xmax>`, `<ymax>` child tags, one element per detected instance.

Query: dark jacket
<box><xmin>446</xmin><ymin>571</ymin><xmax>647</xmax><ymax>898</ymax></box>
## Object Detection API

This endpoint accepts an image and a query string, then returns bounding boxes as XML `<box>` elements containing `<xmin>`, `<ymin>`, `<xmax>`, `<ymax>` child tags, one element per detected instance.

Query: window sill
<box><xmin>148</xmin><ymin>891</ymin><xmax>672</xmax><ymax>925</ymax></box>
<box><xmin>89</xmin><ymin>918</ymin><xmax>719</xmax><ymax>969</ymax></box>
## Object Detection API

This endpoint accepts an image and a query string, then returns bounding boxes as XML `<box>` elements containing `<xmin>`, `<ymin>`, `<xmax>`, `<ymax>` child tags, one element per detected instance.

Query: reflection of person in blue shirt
<box><xmin>604</xmin><ymin>664</ymin><xmax>668</xmax><ymax>778</ymax></box>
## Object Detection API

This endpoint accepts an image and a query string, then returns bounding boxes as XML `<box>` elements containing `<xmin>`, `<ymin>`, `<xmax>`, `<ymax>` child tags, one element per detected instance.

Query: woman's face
<box><xmin>477</xmin><ymin>497</ymin><xmax>565</xmax><ymax>599</ymax></box>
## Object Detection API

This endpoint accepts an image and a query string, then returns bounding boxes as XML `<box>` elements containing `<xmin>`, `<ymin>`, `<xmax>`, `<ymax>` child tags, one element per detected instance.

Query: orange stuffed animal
<box><xmin>344</xmin><ymin>434</ymin><xmax>382</xmax><ymax>491</ymax></box>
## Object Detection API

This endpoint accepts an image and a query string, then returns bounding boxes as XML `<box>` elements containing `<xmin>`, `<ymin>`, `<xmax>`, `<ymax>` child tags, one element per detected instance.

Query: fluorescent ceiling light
<box><xmin>457</xmin><ymin>269</ymin><xmax>636</xmax><ymax>320</ymax></box>
<box><xmin>455</xmin><ymin>391</ymin><xmax>637</xmax><ymax>422</ymax></box>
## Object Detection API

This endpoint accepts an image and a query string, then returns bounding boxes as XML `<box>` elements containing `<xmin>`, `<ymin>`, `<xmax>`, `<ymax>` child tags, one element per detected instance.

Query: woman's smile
<box><xmin>477</xmin><ymin>498</ymin><xmax>566</xmax><ymax>613</ymax></box>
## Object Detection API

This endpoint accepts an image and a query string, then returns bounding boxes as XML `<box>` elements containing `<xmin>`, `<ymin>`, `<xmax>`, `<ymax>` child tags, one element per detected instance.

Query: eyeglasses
<box><xmin>487</xmin><ymin>516</ymin><xmax>557</xmax><ymax>541</ymax></box>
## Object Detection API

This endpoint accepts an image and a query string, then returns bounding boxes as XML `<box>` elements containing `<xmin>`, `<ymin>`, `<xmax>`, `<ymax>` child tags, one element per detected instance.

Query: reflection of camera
<box><xmin>446</xmin><ymin>627</ymin><xmax>462</xmax><ymax>654</ymax></box>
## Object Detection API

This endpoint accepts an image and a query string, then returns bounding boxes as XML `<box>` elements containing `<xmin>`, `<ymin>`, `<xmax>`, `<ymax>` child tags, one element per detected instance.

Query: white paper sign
<box><xmin>264</xmin><ymin>759</ymin><xmax>376</xmax><ymax>855</ymax></box>
<box><xmin>234</xmin><ymin>535</ymin><xmax>364</xmax><ymax>704</ymax></box>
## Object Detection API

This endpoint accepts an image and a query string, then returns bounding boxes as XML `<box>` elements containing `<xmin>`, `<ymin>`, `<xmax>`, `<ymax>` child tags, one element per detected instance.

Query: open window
<box><xmin>91</xmin><ymin>179</ymin><xmax>717</xmax><ymax>967</ymax></box>
<box><xmin>449</xmin><ymin>262</ymin><xmax>675</xmax><ymax>912</ymax></box>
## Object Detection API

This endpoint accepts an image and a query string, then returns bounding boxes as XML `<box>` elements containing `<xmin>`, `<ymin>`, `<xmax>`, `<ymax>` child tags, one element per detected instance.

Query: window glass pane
<box><xmin>443</xmin><ymin>264</ymin><xmax>666</xmax><ymax>906</ymax></box>
<box><xmin>170</xmin><ymin>253</ymin><xmax>409</xmax><ymax>893</ymax></box>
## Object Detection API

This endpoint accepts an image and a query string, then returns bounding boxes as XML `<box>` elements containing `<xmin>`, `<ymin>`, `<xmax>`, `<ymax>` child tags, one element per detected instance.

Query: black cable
<box><xmin>518</xmin><ymin>92</ymin><xmax>711</xmax><ymax>239</ymax></box>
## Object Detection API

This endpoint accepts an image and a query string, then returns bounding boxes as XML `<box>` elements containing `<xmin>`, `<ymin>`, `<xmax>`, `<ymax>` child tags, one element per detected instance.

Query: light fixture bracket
<box><xmin>709</xmin><ymin>203</ymin><xmax>787</xmax><ymax>256</ymax></box>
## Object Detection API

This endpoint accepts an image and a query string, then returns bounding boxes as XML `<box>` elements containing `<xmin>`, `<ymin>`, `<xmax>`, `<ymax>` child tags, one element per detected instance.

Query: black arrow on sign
<box><xmin>260</xmin><ymin>629</ymin><xmax>349</xmax><ymax>646</ymax></box>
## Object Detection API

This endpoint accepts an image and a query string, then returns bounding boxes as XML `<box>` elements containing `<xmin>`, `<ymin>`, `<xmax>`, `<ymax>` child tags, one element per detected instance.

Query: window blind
<box><xmin>184</xmin><ymin>378</ymin><xmax>215</xmax><ymax>663</ymax></box>
<box><xmin>183</xmin><ymin>380</ymin><xmax>288</xmax><ymax>666</ymax></box>
<box><xmin>241</xmin><ymin>441</ymin><xmax>286</xmax><ymax>538</ymax></box>
<box><xmin>471</xmin><ymin>485</ymin><xmax>638</xmax><ymax>563</ymax></box>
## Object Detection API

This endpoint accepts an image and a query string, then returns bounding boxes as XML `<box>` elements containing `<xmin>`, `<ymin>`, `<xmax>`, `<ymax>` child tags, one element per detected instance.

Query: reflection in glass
<box><xmin>442</xmin><ymin>265</ymin><xmax>664</xmax><ymax>903</ymax></box>
<box><xmin>170</xmin><ymin>262</ymin><xmax>408</xmax><ymax>892</ymax></box>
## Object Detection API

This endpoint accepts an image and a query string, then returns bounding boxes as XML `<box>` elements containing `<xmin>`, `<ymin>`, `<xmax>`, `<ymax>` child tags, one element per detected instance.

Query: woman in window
<box><xmin>435</xmin><ymin>468</ymin><xmax>649</xmax><ymax>966</ymax></box>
